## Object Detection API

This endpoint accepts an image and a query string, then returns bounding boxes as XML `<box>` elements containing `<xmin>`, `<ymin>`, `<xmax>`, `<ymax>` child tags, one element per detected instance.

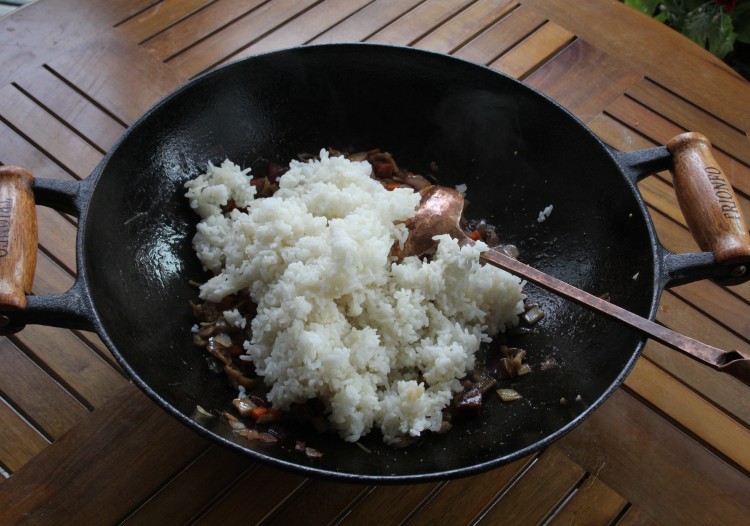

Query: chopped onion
<box><xmin>305</xmin><ymin>447</ymin><xmax>323</xmax><ymax>459</ymax></box>
<box><xmin>497</xmin><ymin>388</ymin><xmax>522</xmax><ymax>402</ymax></box>
<box><xmin>232</xmin><ymin>396</ymin><xmax>257</xmax><ymax>417</ymax></box>
<box><xmin>521</xmin><ymin>305</ymin><xmax>545</xmax><ymax>325</ymax></box>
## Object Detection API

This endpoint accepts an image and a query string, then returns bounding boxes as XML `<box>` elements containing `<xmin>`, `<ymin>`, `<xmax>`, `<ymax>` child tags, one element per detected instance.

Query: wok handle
<box><xmin>667</xmin><ymin>132</ymin><xmax>750</xmax><ymax>272</ymax></box>
<box><xmin>0</xmin><ymin>166</ymin><xmax>38</xmax><ymax>314</ymax></box>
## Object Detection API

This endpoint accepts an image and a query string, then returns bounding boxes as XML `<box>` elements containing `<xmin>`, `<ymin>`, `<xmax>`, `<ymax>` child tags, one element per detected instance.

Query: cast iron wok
<box><xmin>2</xmin><ymin>44</ymin><xmax>748</xmax><ymax>483</ymax></box>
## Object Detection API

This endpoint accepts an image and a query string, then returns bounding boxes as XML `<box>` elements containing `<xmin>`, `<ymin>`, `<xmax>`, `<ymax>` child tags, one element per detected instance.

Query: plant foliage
<box><xmin>625</xmin><ymin>0</ymin><xmax>750</xmax><ymax>58</ymax></box>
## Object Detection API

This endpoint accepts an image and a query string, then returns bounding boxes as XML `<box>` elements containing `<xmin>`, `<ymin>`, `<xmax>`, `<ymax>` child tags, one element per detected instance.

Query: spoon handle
<box><xmin>479</xmin><ymin>247</ymin><xmax>750</xmax><ymax>387</ymax></box>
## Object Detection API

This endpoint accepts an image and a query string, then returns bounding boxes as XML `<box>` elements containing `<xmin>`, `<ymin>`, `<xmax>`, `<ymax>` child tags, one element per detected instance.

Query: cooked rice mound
<box><xmin>185</xmin><ymin>150</ymin><xmax>526</xmax><ymax>444</ymax></box>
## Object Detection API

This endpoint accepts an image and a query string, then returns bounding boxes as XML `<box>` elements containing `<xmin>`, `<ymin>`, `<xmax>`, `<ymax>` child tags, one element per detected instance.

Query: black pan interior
<box><xmin>81</xmin><ymin>44</ymin><xmax>657</xmax><ymax>481</ymax></box>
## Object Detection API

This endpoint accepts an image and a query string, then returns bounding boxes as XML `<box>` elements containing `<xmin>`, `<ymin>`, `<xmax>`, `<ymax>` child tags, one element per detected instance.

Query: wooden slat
<box><xmin>31</xmin><ymin>249</ymin><xmax>74</xmax><ymax>298</ymax></box>
<box><xmin>489</xmin><ymin>21</ymin><xmax>574</xmax><ymax>79</ymax></box>
<box><xmin>166</xmin><ymin>0</ymin><xmax>319</xmax><ymax>79</ymax></box>
<box><xmin>13</xmin><ymin>66</ymin><xmax>126</xmax><ymax>153</ymax></box>
<box><xmin>0</xmin><ymin>338</ymin><xmax>87</xmax><ymax>440</ymax></box>
<box><xmin>337</xmin><ymin>483</ymin><xmax>440</xmax><ymax>525</ymax></box>
<box><xmin>261</xmin><ymin>479</ymin><xmax>369</xmax><ymax>525</ymax></box>
<box><xmin>194</xmin><ymin>464</ymin><xmax>306</xmax><ymax>524</ymax></box>
<box><xmin>74</xmin><ymin>331</ymin><xmax>121</xmax><ymax>370</ymax></box>
<box><xmin>412</xmin><ymin>0</ymin><xmax>516</xmax><ymax>55</ymax></box>
<box><xmin>141</xmin><ymin>0</ymin><xmax>268</xmax><ymax>61</ymax></box>
<box><xmin>627</xmin><ymin>78</ymin><xmax>750</xmax><ymax>168</ymax></box>
<box><xmin>0</xmin><ymin>398</ymin><xmax>49</xmax><ymax>473</ymax></box>
<box><xmin>625</xmin><ymin>357</ymin><xmax>750</xmax><ymax>472</ymax></box>
<box><xmin>405</xmin><ymin>456</ymin><xmax>534</xmax><ymax>525</ymax></box>
<box><xmin>0</xmin><ymin>0</ymin><xmax>156</xmax><ymax>86</ymax></box>
<box><xmin>616</xmin><ymin>506</ymin><xmax>661</xmax><ymax>526</ymax></box>
<box><xmin>651</xmin><ymin>292</ymin><xmax>750</xmax><ymax>425</ymax></box>
<box><xmin>121</xmin><ymin>445</ymin><xmax>255</xmax><ymax>525</ymax></box>
<box><xmin>453</xmin><ymin>4</ymin><xmax>545</xmax><ymax>66</ymax></box>
<box><xmin>0</xmin><ymin>120</ymin><xmax>75</xmax><ymax>183</ymax></box>
<box><xmin>557</xmin><ymin>389</ymin><xmax>750</xmax><ymax>525</ymax></box>
<box><xmin>225</xmin><ymin>0</ymin><xmax>374</xmax><ymax>63</ymax></box>
<box><xmin>520</xmin><ymin>0</ymin><xmax>750</xmax><ymax>132</ymax></box>
<box><xmin>548</xmin><ymin>476</ymin><xmax>627</xmax><ymax>526</ymax></box>
<box><xmin>477</xmin><ymin>447</ymin><xmax>585</xmax><ymax>524</ymax></box>
<box><xmin>638</xmin><ymin>175</ymin><xmax>687</xmax><ymax>226</ymax></box>
<box><xmin>311</xmin><ymin>0</ymin><xmax>425</xmax><ymax>45</ymax></box>
<box><xmin>117</xmin><ymin>0</ymin><xmax>214</xmax><ymax>44</ymax></box>
<box><xmin>0</xmin><ymin>384</ymin><xmax>208</xmax><ymax>525</ymax></box>
<box><xmin>12</xmin><ymin>325</ymin><xmax>126</xmax><ymax>410</ymax></box>
<box><xmin>48</xmin><ymin>30</ymin><xmax>187</xmax><ymax>125</ymax></box>
<box><xmin>605</xmin><ymin>94</ymin><xmax>750</xmax><ymax>198</ymax></box>
<box><xmin>524</xmin><ymin>39</ymin><xmax>642</xmax><ymax>124</ymax></box>
<box><xmin>0</xmin><ymin>83</ymin><xmax>102</xmax><ymax>179</ymax></box>
<box><xmin>366</xmin><ymin>0</ymin><xmax>474</xmax><ymax>45</ymax></box>
<box><xmin>670</xmin><ymin>280</ymin><xmax>750</xmax><ymax>340</ymax></box>
<box><xmin>35</xmin><ymin>207</ymin><xmax>78</xmax><ymax>275</ymax></box>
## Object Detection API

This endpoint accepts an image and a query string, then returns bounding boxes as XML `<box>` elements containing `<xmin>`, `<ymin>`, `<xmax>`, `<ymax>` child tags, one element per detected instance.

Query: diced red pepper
<box><xmin>249</xmin><ymin>406</ymin><xmax>269</xmax><ymax>420</ymax></box>
<box><xmin>468</xmin><ymin>230</ymin><xmax>483</xmax><ymax>241</ymax></box>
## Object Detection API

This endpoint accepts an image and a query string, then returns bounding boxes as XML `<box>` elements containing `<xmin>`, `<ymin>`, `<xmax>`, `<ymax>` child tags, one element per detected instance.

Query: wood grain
<box><xmin>48</xmin><ymin>31</ymin><xmax>187</xmax><ymax>125</ymax></box>
<box><xmin>0</xmin><ymin>84</ymin><xmax>102</xmax><ymax>179</ymax></box>
<box><xmin>226</xmin><ymin>0</ymin><xmax>373</xmax><ymax>63</ymax></box>
<box><xmin>548</xmin><ymin>476</ymin><xmax>628</xmax><ymax>526</ymax></box>
<box><xmin>166</xmin><ymin>0</ymin><xmax>320</xmax><ymax>78</ymax></box>
<box><xmin>140</xmin><ymin>0</ymin><xmax>268</xmax><ymax>61</ymax></box>
<box><xmin>311</xmin><ymin>0</ymin><xmax>430</xmax><ymax>45</ymax></box>
<box><xmin>0</xmin><ymin>338</ymin><xmax>87</xmax><ymax>440</ymax></box>
<box><xmin>453</xmin><ymin>4</ymin><xmax>545</xmax><ymax>65</ymax></box>
<box><xmin>477</xmin><ymin>447</ymin><xmax>585</xmax><ymax>524</ymax></box>
<box><xmin>667</xmin><ymin>133</ymin><xmax>750</xmax><ymax>264</ymax></box>
<box><xmin>412</xmin><ymin>0</ymin><xmax>517</xmax><ymax>55</ymax></box>
<box><xmin>337</xmin><ymin>483</ymin><xmax>440</xmax><ymax>525</ymax></box>
<box><xmin>194</xmin><ymin>464</ymin><xmax>306</xmax><ymax>524</ymax></box>
<box><xmin>0</xmin><ymin>384</ymin><xmax>208</xmax><ymax>525</ymax></box>
<box><xmin>520</xmin><ymin>0</ymin><xmax>750</xmax><ymax>131</ymax></box>
<box><xmin>117</xmin><ymin>0</ymin><xmax>214</xmax><ymax>44</ymax></box>
<box><xmin>0</xmin><ymin>0</ymin><xmax>156</xmax><ymax>86</ymax></box>
<box><xmin>557</xmin><ymin>389</ymin><xmax>750</xmax><ymax>525</ymax></box>
<box><xmin>13</xmin><ymin>66</ymin><xmax>126</xmax><ymax>154</ymax></box>
<box><xmin>405</xmin><ymin>456</ymin><xmax>534</xmax><ymax>525</ymax></box>
<box><xmin>121</xmin><ymin>445</ymin><xmax>256</xmax><ymax>525</ymax></box>
<box><xmin>0</xmin><ymin>166</ymin><xmax>36</xmax><ymax>311</ymax></box>
<box><xmin>0</xmin><ymin>398</ymin><xmax>49</xmax><ymax>473</ymax></box>
<box><xmin>489</xmin><ymin>21</ymin><xmax>574</xmax><ymax>80</ymax></box>
<box><xmin>367</xmin><ymin>0</ymin><xmax>474</xmax><ymax>45</ymax></box>
<box><xmin>524</xmin><ymin>39</ymin><xmax>643</xmax><ymax>123</ymax></box>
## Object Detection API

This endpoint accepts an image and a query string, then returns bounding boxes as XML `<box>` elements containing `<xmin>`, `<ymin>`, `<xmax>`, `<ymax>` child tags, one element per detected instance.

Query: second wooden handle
<box><xmin>0</xmin><ymin>166</ymin><xmax>37</xmax><ymax>310</ymax></box>
<box><xmin>667</xmin><ymin>132</ymin><xmax>750</xmax><ymax>266</ymax></box>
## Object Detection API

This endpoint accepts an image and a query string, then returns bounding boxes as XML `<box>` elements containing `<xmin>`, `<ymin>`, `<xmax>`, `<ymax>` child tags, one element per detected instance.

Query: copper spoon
<box><xmin>396</xmin><ymin>184</ymin><xmax>750</xmax><ymax>387</ymax></box>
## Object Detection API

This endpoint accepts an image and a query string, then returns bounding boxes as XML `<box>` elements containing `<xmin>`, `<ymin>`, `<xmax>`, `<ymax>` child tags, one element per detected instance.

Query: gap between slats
<box><xmin>166</xmin><ymin>0</ymin><xmax>326</xmax><ymax>77</ymax></box>
<box><xmin>0</xmin><ymin>394</ymin><xmax>53</xmax><ymax>444</ymax></box>
<box><xmin>112</xmin><ymin>0</ymin><xmax>164</xmax><ymax>28</ymax></box>
<box><xmin>622</xmin><ymin>382</ymin><xmax>750</xmax><ymax>479</ymax></box>
<box><xmin>117</xmin><ymin>0</ymin><xmax>217</xmax><ymax>45</ymax></box>
<box><xmin>410</xmin><ymin>0</ymin><xmax>519</xmax><ymax>56</ymax></box>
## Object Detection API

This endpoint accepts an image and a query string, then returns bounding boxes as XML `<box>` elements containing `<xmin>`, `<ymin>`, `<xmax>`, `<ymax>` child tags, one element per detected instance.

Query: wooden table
<box><xmin>0</xmin><ymin>0</ymin><xmax>748</xmax><ymax>524</ymax></box>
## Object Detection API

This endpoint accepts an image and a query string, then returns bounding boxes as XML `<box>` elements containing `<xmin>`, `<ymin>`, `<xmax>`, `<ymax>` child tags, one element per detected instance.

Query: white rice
<box><xmin>537</xmin><ymin>204</ymin><xmax>553</xmax><ymax>223</ymax></box>
<box><xmin>185</xmin><ymin>150</ymin><xmax>525</xmax><ymax>444</ymax></box>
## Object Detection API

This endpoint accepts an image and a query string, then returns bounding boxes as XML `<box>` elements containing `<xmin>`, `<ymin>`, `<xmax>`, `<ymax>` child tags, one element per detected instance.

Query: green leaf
<box><xmin>682</xmin><ymin>2</ymin><xmax>737</xmax><ymax>58</ymax></box>
<box><xmin>733</xmin><ymin>2</ymin><xmax>750</xmax><ymax>44</ymax></box>
<box><xmin>624</xmin><ymin>0</ymin><xmax>662</xmax><ymax>15</ymax></box>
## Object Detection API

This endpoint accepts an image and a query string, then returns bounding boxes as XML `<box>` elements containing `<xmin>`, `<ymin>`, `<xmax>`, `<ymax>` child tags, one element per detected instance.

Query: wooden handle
<box><xmin>0</xmin><ymin>166</ymin><xmax>37</xmax><ymax>310</ymax></box>
<box><xmin>667</xmin><ymin>132</ymin><xmax>750</xmax><ymax>266</ymax></box>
